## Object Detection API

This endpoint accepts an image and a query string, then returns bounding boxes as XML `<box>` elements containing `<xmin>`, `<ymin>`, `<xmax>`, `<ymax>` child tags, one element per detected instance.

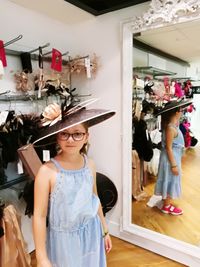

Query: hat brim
<box><xmin>156</xmin><ymin>99</ymin><xmax>193</xmax><ymax>116</ymax></box>
<box><xmin>33</xmin><ymin>109</ymin><xmax>115</xmax><ymax>145</ymax></box>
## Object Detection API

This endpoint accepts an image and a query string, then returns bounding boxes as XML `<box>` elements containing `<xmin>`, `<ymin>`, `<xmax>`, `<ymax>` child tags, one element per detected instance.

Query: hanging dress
<box><xmin>47</xmin><ymin>156</ymin><xmax>106</xmax><ymax>267</ymax></box>
<box><xmin>154</xmin><ymin>124</ymin><xmax>184</xmax><ymax>199</ymax></box>
<box><xmin>0</xmin><ymin>205</ymin><xmax>31</xmax><ymax>267</ymax></box>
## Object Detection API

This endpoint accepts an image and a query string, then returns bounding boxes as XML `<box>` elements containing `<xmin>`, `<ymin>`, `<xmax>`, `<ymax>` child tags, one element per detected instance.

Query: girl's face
<box><xmin>57</xmin><ymin>124</ymin><xmax>89</xmax><ymax>153</ymax></box>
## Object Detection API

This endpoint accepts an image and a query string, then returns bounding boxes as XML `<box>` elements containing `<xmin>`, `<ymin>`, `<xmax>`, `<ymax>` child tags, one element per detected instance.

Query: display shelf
<box><xmin>0</xmin><ymin>175</ymin><xmax>28</xmax><ymax>190</ymax></box>
<box><xmin>133</xmin><ymin>66</ymin><xmax>176</xmax><ymax>77</ymax></box>
<box><xmin>0</xmin><ymin>92</ymin><xmax>62</xmax><ymax>102</ymax></box>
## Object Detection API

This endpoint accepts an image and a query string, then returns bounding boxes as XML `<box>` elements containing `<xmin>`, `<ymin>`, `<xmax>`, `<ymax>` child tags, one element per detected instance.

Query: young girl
<box><xmin>154</xmin><ymin>99</ymin><xmax>192</xmax><ymax>215</ymax></box>
<box><xmin>33</xmin><ymin>102</ymin><xmax>115</xmax><ymax>267</ymax></box>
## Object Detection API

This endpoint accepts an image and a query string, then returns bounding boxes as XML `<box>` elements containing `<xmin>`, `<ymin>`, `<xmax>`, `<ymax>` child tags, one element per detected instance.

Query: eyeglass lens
<box><xmin>58</xmin><ymin>132</ymin><xmax>85</xmax><ymax>141</ymax></box>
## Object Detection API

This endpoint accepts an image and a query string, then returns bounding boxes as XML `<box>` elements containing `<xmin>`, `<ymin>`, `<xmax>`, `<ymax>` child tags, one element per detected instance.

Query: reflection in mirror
<box><xmin>131</xmin><ymin>19</ymin><xmax>200</xmax><ymax>247</ymax></box>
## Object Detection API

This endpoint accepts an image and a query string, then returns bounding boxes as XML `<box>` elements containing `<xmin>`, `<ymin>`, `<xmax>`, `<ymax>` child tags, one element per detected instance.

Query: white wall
<box><xmin>0</xmin><ymin>0</ymin><xmax>149</xmax><ymax>248</ymax></box>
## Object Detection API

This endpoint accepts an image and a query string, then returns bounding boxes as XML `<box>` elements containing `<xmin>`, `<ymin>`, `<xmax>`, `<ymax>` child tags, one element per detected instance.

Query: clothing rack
<box><xmin>171</xmin><ymin>77</ymin><xmax>191</xmax><ymax>81</ymax></box>
<box><xmin>0</xmin><ymin>90</ymin><xmax>10</xmax><ymax>96</ymax></box>
<box><xmin>43</xmin><ymin>50</ymin><xmax>69</xmax><ymax>57</ymax></box>
<box><xmin>28</xmin><ymin>43</ymin><xmax>50</xmax><ymax>54</ymax></box>
<box><xmin>4</xmin><ymin>43</ymin><xmax>50</xmax><ymax>62</ymax></box>
<box><xmin>0</xmin><ymin>35</ymin><xmax>23</xmax><ymax>49</ymax></box>
<box><xmin>133</xmin><ymin>66</ymin><xmax>176</xmax><ymax>78</ymax></box>
<box><xmin>0</xmin><ymin>175</ymin><xmax>27</xmax><ymax>191</ymax></box>
<box><xmin>68</xmin><ymin>55</ymin><xmax>89</xmax><ymax>62</ymax></box>
<box><xmin>0</xmin><ymin>92</ymin><xmax>62</xmax><ymax>102</ymax></box>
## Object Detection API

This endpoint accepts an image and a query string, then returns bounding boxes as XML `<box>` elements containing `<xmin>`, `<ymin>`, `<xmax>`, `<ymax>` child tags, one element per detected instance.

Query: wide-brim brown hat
<box><xmin>33</xmin><ymin>106</ymin><xmax>115</xmax><ymax>146</ymax></box>
<box><xmin>156</xmin><ymin>98</ymin><xmax>193</xmax><ymax>116</ymax></box>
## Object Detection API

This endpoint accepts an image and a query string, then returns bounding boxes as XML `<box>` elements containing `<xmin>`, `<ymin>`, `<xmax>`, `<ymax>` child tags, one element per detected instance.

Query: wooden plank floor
<box><xmin>31</xmin><ymin>236</ymin><xmax>185</xmax><ymax>266</ymax></box>
<box><xmin>132</xmin><ymin>145</ymin><xmax>200</xmax><ymax>246</ymax></box>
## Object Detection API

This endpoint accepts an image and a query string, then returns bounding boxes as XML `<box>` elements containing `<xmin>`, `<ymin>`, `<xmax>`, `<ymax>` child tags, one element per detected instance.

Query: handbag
<box><xmin>17</xmin><ymin>144</ymin><xmax>42</xmax><ymax>179</ymax></box>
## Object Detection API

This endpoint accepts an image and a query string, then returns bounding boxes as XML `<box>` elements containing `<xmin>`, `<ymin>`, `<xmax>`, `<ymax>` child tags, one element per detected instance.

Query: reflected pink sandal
<box><xmin>161</xmin><ymin>204</ymin><xmax>183</xmax><ymax>215</ymax></box>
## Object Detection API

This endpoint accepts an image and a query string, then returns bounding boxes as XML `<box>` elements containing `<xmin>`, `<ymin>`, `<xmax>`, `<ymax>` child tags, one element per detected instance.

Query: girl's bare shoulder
<box><xmin>166</xmin><ymin>124</ymin><xmax>178</xmax><ymax>137</ymax></box>
<box><xmin>87</xmin><ymin>157</ymin><xmax>96</xmax><ymax>177</ymax></box>
<box><xmin>37</xmin><ymin>160</ymin><xmax>57</xmax><ymax>177</ymax></box>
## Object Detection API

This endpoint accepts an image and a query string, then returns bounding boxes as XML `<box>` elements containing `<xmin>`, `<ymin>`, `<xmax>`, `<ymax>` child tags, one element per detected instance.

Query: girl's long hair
<box><xmin>80</xmin><ymin>122</ymin><xmax>89</xmax><ymax>155</ymax></box>
<box><xmin>161</xmin><ymin>107</ymin><xmax>180</xmax><ymax>130</ymax></box>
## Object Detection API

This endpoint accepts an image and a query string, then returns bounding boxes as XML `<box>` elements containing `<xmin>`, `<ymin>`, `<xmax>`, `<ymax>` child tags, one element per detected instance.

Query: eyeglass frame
<box><xmin>57</xmin><ymin>131</ymin><xmax>87</xmax><ymax>141</ymax></box>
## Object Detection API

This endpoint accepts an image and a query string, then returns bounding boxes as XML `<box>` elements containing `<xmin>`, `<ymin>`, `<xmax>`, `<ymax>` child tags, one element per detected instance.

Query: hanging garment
<box><xmin>0</xmin><ymin>205</ymin><xmax>31</xmax><ymax>267</ymax></box>
<box><xmin>147</xmin><ymin>128</ymin><xmax>161</xmax><ymax>176</ymax></box>
<box><xmin>51</xmin><ymin>48</ymin><xmax>62</xmax><ymax>72</ymax></box>
<box><xmin>0</xmin><ymin>59</ymin><xmax>4</xmax><ymax>79</ymax></box>
<box><xmin>37</xmin><ymin>46</ymin><xmax>44</xmax><ymax>98</ymax></box>
<box><xmin>132</xmin><ymin>150</ymin><xmax>148</xmax><ymax>201</ymax></box>
<box><xmin>0</xmin><ymin>40</ymin><xmax>7</xmax><ymax>67</ymax></box>
<box><xmin>133</xmin><ymin>119</ymin><xmax>153</xmax><ymax>162</ymax></box>
<box><xmin>20</xmin><ymin>52</ymin><xmax>32</xmax><ymax>73</ymax></box>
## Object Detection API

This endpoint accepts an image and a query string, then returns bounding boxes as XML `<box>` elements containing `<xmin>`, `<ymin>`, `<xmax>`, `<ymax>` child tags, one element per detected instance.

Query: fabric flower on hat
<box><xmin>41</xmin><ymin>103</ymin><xmax>62</xmax><ymax>126</ymax></box>
<box><xmin>69</xmin><ymin>54</ymin><xmax>99</xmax><ymax>76</ymax></box>
<box><xmin>14</xmin><ymin>71</ymin><xmax>33</xmax><ymax>92</ymax></box>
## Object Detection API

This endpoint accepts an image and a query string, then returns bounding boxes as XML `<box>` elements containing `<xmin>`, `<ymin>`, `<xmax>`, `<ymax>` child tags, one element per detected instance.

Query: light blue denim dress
<box><xmin>154</xmin><ymin>124</ymin><xmax>184</xmax><ymax>199</ymax></box>
<box><xmin>46</xmin><ymin>156</ymin><xmax>106</xmax><ymax>267</ymax></box>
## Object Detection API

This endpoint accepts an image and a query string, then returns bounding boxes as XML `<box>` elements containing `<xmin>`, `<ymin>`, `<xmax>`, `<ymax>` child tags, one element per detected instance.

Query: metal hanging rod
<box><xmin>0</xmin><ymin>34</ymin><xmax>23</xmax><ymax>49</ymax></box>
<box><xmin>68</xmin><ymin>55</ymin><xmax>89</xmax><ymax>62</ymax></box>
<box><xmin>43</xmin><ymin>50</ymin><xmax>69</xmax><ymax>57</ymax></box>
<box><xmin>28</xmin><ymin>42</ymin><xmax>50</xmax><ymax>54</ymax></box>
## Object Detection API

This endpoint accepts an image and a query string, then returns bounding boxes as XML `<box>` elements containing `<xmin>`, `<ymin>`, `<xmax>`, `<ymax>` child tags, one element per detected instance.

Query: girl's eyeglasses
<box><xmin>58</xmin><ymin>132</ymin><xmax>86</xmax><ymax>141</ymax></box>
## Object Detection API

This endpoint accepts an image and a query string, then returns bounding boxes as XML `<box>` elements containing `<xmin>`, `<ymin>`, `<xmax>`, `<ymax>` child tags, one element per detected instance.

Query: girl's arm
<box><xmin>33</xmin><ymin>164</ymin><xmax>53</xmax><ymax>267</ymax></box>
<box><xmin>165</xmin><ymin>126</ymin><xmax>179</xmax><ymax>176</ymax></box>
<box><xmin>89</xmin><ymin>159</ymin><xmax>112</xmax><ymax>253</ymax></box>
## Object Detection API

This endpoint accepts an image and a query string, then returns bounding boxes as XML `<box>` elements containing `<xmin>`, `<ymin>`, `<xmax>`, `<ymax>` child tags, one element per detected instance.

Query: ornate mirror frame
<box><xmin>121</xmin><ymin>0</ymin><xmax>200</xmax><ymax>265</ymax></box>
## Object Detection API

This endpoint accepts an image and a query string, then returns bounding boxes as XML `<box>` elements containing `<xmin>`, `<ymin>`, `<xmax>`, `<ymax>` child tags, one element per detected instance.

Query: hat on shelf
<box><xmin>155</xmin><ymin>98</ymin><xmax>193</xmax><ymax>116</ymax></box>
<box><xmin>33</xmin><ymin>98</ymin><xmax>115</xmax><ymax>146</ymax></box>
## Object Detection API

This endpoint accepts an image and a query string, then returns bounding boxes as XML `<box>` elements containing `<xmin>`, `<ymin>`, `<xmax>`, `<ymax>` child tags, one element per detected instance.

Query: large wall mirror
<box><xmin>122</xmin><ymin>0</ymin><xmax>200</xmax><ymax>265</ymax></box>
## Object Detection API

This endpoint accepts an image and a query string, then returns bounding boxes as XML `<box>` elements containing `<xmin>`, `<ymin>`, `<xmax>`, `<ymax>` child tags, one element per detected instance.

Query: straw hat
<box><xmin>33</xmin><ymin>99</ymin><xmax>115</xmax><ymax>145</ymax></box>
<box><xmin>156</xmin><ymin>98</ymin><xmax>193</xmax><ymax>116</ymax></box>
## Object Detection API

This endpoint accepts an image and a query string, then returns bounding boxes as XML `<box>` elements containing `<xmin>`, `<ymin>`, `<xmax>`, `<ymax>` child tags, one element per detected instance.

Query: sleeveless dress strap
<box><xmin>82</xmin><ymin>154</ymin><xmax>88</xmax><ymax>168</ymax></box>
<box><xmin>168</xmin><ymin>123</ymin><xmax>178</xmax><ymax>137</ymax></box>
<box><xmin>51</xmin><ymin>158</ymin><xmax>62</xmax><ymax>171</ymax></box>
<box><xmin>51</xmin><ymin>155</ymin><xmax>87</xmax><ymax>171</ymax></box>
<box><xmin>168</xmin><ymin>123</ymin><xmax>177</xmax><ymax>129</ymax></box>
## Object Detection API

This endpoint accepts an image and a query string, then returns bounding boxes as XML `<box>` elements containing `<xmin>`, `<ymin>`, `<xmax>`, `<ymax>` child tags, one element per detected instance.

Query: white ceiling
<box><xmin>135</xmin><ymin>19</ymin><xmax>200</xmax><ymax>63</ymax></box>
<box><xmin>8</xmin><ymin>0</ymin><xmax>93</xmax><ymax>25</ymax></box>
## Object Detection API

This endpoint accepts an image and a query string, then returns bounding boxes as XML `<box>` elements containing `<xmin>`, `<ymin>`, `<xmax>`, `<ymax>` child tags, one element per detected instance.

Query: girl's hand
<box><xmin>37</xmin><ymin>258</ymin><xmax>52</xmax><ymax>267</ymax></box>
<box><xmin>171</xmin><ymin>166</ymin><xmax>179</xmax><ymax>176</ymax></box>
<box><xmin>104</xmin><ymin>233</ymin><xmax>112</xmax><ymax>253</ymax></box>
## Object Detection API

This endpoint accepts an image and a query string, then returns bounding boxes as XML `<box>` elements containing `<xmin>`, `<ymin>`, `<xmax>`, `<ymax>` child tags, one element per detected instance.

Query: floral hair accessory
<box><xmin>41</xmin><ymin>103</ymin><xmax>62</xmax><ymax>126</ymax></box>
<box><xmin>14</xmin><ymin>71</ymin><xmax>33</xmax><ymax>92</ymax></box>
